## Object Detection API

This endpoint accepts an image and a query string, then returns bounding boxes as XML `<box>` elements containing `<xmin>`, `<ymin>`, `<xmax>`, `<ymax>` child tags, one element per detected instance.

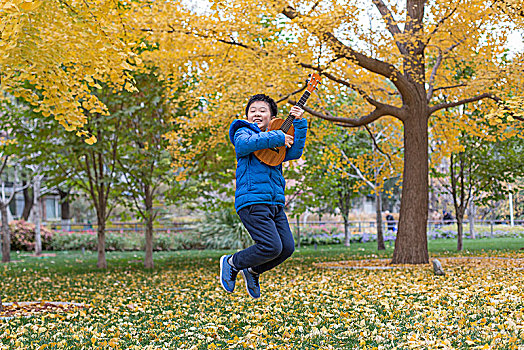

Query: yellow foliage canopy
<box><xmin>131</xmin><ymin>0</ymin><xmax>522</xmax><ymax>179</ymax></box>
<box><xmin>0</xmin><ymin>0</ymin><xmax>139</xmax><ymax>131</ymax></box>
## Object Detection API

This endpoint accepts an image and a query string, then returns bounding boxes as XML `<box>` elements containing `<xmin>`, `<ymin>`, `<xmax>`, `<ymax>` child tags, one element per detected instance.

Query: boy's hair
<box><xmin>245</xmin><ymin>94</ymin><xmax>278</xmax><ymax>118</ymax></box>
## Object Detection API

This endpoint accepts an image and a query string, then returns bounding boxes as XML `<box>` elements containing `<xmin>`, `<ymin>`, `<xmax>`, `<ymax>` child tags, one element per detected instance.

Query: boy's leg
<box><xmin>232</xmin><ymin>204</ymin><xmax>284</xmax><ymax>270</ymax></box>
<box><xmin>249</xmin><ymin>205</ymin><xmax>295</xmax><ymax>274</ymax></box>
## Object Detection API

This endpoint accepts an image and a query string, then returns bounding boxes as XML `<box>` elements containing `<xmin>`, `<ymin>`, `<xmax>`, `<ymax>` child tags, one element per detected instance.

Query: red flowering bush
<box><xmin>9</xmin><ymin>220</ymin><xmax>54</xmax><ymax>251</ymax></box>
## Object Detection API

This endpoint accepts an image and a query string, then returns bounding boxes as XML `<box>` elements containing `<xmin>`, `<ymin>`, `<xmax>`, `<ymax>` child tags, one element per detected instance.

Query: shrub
<box><xmin>48</xmin><ymin>229</ymin><xmax>201</xmax><ymax>251</ymax></box>
<box><xmin>195</xmin><ymin>210</ymin><xmax>253</xmax><ymax>249</ymax></box>
<box><xmin>49</xmin><ymin>230</ymin><xmax>97</xmax><ymax>251</ymax></box>
<box><xmin>9</xmin><ymin>220</ymin><xmax>54</xmax><ymax>251</ymax></box>
<box><xmin>296</xmin><ymin>225</ymin><xmax>344</xmax><ymax>246</ymax></box>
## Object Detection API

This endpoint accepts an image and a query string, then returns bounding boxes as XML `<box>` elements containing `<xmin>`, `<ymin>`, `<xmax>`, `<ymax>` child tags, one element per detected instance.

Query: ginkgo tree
<box><xmin>0</xmin><ymin>0</ymin><xmax>139</xmax><ymax>134</ymax></box>
<box><xmin>136</xmin><ymin>0</ymin><xmax>524</xmax><ymax>263</ymax></box>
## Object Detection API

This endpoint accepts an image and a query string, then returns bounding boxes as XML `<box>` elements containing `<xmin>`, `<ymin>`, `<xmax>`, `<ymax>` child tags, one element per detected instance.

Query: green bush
<box><xmin>49</xmin><ymin>230</ymin><xmax>97</xmax><ymax>251</ymax></box>
<box><xmin>9</xmin><ymin>220</ymin><xmax>54</xmax><ymax>251</ymax></box>
<box><xmin>49</xmin><ymin>229</ymin><xmax>199</xmax><ymax>251</ymax></box>
<box><xmin>195</xmin><ymin>209</ymin><xmax>253</xmax><ymax>249</ymax></box>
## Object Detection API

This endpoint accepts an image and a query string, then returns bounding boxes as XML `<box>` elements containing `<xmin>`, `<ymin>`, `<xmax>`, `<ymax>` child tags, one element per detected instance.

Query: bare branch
<box><xmin>282</xmin><ymin>6</ymin><xmax>412</xmax><ymax>98</ymax></box>
<box><xmin>142</xmin><ymin>25</ymin><xmax>264</xmax><ymax>54</ymax></box>
<box><xmin>276</xmin><ymin>84</ymin><xmax>306</xmax><ymax>104</ymax></box>
<box><xmin>364</xmin><ymin>125</ymin><xmax>393</xmax><ymax>166</ymax></box>
<box><xmin>372</xmin><ymin>0</ymin><xmax>406</xmax><ymax>54</ymax></box>
<box><xmin>426</xmin><ymin>48</ymin><xmax>443</xmax><ymax>101</ymax></box>
<box><xmin>433</xmin><ymin>83</ymin><xmax>467</xmax><ymax>92</ymax></box>
<box><xmin>293</xmin><ymin>101</ymin><xmax>392</xmax><ymax>127</ymax></box>
<box><xmin>299</xmin><ymin>63</ymin><xmax>405</xmax><ymax>120</ymax></box>
<box><xmin>307</xmin><ymin>0</ymin><xmax>322</xmax><ymax>15</ymax></box>
<box><xmin>426</xmin><ymin>36</ymin><xmax>469</xmax><ymax>101</ymax></box>
<box><xmin>0</xmin><ymin>156</ymin><xmax>8</xmax><ymax>176</ymax></box>
<box><xmin>425</xmin><ymin>4</ymin><xmax>459</xmax><ymax>44</ymax></box>
<box><xmin>444</xmin><ymin>37</ymin><xmax>468</xmax><ymax>55</ymax></box>
<box><xmin>300</xmin><ymin>62</ymin><xmax>398</xmax><ymax>110</ymax></box>
<box><xmin>429</xmin><ymin>93</ymin><xmax>499</xmax><ymax>114</ymax></box>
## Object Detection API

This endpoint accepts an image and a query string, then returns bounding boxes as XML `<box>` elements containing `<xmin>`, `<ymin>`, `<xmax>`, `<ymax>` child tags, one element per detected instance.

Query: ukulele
<box><xmin>254</xmin><ymin>73</ymin><xmax>322</xmax><ymax>166</ymax></box>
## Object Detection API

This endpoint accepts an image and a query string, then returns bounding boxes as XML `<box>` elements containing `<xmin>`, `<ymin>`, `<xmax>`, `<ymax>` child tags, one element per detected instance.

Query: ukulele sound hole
<box><xmin>269</xmin><ymin>147</ymin><xmax>280</xmax><ymax>153</ymax></box>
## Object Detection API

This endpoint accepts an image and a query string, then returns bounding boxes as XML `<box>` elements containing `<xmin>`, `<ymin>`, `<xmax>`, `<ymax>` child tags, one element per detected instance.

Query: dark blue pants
<box><xmin>231</xmin><ymin>204</ymin><xmax>295</xmax><ymax>274</ymax></box>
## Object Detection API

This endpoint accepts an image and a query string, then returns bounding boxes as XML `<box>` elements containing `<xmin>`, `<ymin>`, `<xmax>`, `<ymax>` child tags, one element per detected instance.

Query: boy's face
<box><xmin>247</xmin><ymin>101</ymin><xmax>272</xmax><ymax>131</ymax></box>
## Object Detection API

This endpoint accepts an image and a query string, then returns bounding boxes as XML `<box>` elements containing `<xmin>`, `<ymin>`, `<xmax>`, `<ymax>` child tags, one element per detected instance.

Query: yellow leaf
<box><xmin>85</xmin><ymin>135</ymin><xmax>97</xmax><ymax>145</ymax></box>
<box><xmin>20</xmin><ymin>0</ymin><xmax>42</xmax><ymax>11</ymax></box>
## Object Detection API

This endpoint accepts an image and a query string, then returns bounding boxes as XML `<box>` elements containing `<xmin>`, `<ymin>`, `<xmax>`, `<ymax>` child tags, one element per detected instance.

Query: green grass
<box><xmin>3</xmin><ymin>236</ymin><xmax>522</xmax><ymax>274</ymax></box>
<box><xmin>1</xmin><ymin>238</ymin><xmax>523</xmax><ymax>349</ymax></box>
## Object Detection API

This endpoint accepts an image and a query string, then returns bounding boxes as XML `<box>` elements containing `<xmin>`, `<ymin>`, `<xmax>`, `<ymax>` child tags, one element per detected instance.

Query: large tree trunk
<box><xmin>1</xmin><ymin>204</ymin><xmax>11</xmax><ymax>263</ymax></box>
<box><xmin>376</xmin><ymin>191</ymin><xmax>385</xmax><ymax>250</ymax></box>
<box><xmin>144</xmin><ymin>186</ymin><xmax>154</xmax><ymax>269</ymax></box>
<box><xmin>391</xmin><ymin>110</ymin><xmax>429</xmax><ymax>264</ymax></box>
<box><xmin>33</xmin><ymin>175</ymin><xmax>43</xmax><ymax>256</ymax></box>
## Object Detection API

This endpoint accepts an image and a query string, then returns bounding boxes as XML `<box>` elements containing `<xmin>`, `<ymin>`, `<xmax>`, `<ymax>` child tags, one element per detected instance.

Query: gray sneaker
<box><xmin>240</xmin><ymin>269</ymin><xmax>261</xmax><ymax>299</ymax></box>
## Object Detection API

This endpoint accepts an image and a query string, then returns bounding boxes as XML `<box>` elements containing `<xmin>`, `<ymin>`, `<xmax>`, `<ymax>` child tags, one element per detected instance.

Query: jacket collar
<box><xmin>229</xmin><ymin>119</ymin><xmax>261</xmax><ymax>145</ymax></box>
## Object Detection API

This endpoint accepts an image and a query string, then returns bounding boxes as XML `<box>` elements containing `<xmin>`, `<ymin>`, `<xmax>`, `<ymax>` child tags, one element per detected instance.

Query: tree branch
<box><xmin>282</xmin><ymin>6</ymin><xmax>412</xmax><ymax>98</ymax></box>
<box><xmin>372</xmin><ymin>0</ymin><xmax>406</xmax><ymax>54</ymax></box>
<box><xmin>426</xmin><ymin>48</ymin><xmax>443</xmax><ymax>101</ymax></box>
<box><xmin>276</xmin><ymin>84</ymin><xmax>306</xmax><ymax>104</ymax></box>
<box><xmin>151</xmin><ymin>25</ymin><xmax>265</xmax><ymax>54</ymax></box>
<box><xmin>433</xmin><ymin>83</ymin><xmax>467</xmax><ymax>92</ymax></box>
<box><xmin>300</xmin><ymin>62</ymin><xmax>401</xmax><ymax>112</ymax></box>
<box><xmin>293</xmin><ymin>101</ymin><xmax>393</xmax><ymax>127</ymax></box>
<box><xmin>0</xmin><ymin>156</ymin><xmax>8</xmax><ymax>177</ymax></box>
<box><xmin>424</xmin><ymin>3</ymin><xmax>459</xmax><ymax>46</ymax></box>
<box><xmin>364</xmin><ymin>125</ymin><xmax>394</xmax><ymax>167</ymax></box>
<box><xmin>429</xmin><ymin>93</ymin><xmax>499</xmax><ymax>114</ymax></box>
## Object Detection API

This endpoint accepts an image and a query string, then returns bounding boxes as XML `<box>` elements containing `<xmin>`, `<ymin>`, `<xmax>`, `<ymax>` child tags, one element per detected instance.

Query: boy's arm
<box><xmin>234</xmin><ymin>128</ymin><xmax>286</xmax><ymax>158</ymax></box>
<box><xmin>284</xmin><ymin>118</ymin><xmax>308</xmax><ymax>162</ymax></box>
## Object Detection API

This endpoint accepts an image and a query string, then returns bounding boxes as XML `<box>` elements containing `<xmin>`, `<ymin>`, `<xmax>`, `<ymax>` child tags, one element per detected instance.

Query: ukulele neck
<box><xmin>279</xmin><ymin>90</ymin><xmax>310</xmax><ymax>133</ymax></box>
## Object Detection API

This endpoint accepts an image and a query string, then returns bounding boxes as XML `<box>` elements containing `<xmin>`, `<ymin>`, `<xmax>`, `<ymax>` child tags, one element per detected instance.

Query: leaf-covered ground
<box><xmin>1</xmin><ymin>240</ymin><xmax>523</xmax><ymax>349</ymax></box>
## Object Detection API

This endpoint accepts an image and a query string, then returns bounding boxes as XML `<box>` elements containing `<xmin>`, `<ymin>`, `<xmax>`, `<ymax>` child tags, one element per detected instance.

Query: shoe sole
<box><xmin>240</xmin><ymin>269</ymin><xmax>260</xmax><ymax>299</ymax></box>
<box><xmin>220</xmin><ymin>255</ymin><xmax>234</xmax><ymax>293</ymax></box>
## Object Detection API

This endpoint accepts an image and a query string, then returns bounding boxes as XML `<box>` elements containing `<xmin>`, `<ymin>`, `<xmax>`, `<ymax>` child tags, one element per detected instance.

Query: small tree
<box><xmin>431</xmin><ymin>114</ymin><xmax>524</xmax><ymax>250</ymax></box>
<box><xmin>113</xmin><ymin>71</ymin><xmax>177</xmax><ymax>269</ymax></box>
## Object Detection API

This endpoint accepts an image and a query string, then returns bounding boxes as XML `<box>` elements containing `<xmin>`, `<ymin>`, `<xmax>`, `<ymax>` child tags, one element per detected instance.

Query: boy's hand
<box><xmin>285</xmin><ymin>134</ymin><xmax>294</xmax><ymax>148</ymax></box>
<box><xmin>290</xmin><ymin>106</ymin><xmax>304</xmax><ymax>119</ymax></box>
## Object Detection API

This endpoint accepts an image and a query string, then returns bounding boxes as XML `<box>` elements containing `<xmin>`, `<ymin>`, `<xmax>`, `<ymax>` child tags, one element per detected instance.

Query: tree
<box><xmin>0</xmin><ymin>155</ymin><xmax>30</xmax><ymax>263</ymax></box>
<box><xmin>113</xmin><ymin>70</ymin><xmax>177</xmax><ymax>269</ymax></box>
<box><xmin>340</xmin><ymin>122</ymin><xmax>403</xmax><ymax>250</ymax></box>
<box><xmin>286</xmin><ymin>122</ymin><xmax>362</xmax><ymax>247</ymax></box>
<box><xmin>5</xmin><ymin>105</ymin><xmax>124</xmax><ymax>269</ymax></box>
<box><xmin>1</xmin><ymin>0</ymin><xmax>139</xmax><ymax>132</ymax></box>
<box><xmin>139</xmin><ymin>0</ymin><xmax>524</xmax><ymax>263</ymax></box>
<box><xmin>431</xmin><ymin>109</ymin><xmax>524</xmax><ymax>250</ymax></box>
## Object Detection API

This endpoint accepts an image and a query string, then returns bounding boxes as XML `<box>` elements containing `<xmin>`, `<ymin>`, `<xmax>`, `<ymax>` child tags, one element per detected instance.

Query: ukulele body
<box><xmin>254</xmin><ymin>118</ymin><xmax>295</xmax><ymax>166</ymax></box>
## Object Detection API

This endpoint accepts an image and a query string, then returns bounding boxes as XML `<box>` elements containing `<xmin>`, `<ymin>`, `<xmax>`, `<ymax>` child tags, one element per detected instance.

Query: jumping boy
<box><xmin>220</xmin><ymin>93</ymin><xmax>307</xmax><ymax>299</ymax></box>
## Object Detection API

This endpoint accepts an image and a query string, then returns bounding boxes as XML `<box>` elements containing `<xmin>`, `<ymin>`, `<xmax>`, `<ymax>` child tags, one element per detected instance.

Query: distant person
<box><xmin>385</xmin><ymin>211</ymin><xmax>396</xmax><ymax>232</ymax></box>
<box><xmin>220</xmin><ymin>94</ymin><xmax>307</xmax><ymax>299</ymax></box>
<box><xmin>443</xmin><ymin>211</ymin><xmax>453</xmax><ymax>225</ymax></box>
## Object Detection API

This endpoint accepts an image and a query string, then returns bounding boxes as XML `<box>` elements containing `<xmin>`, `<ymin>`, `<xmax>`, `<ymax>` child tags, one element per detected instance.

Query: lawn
<box><xmin>1</xmin><ymin>238</ymin><xmax>523</xmax><ymax>349</ymax></box>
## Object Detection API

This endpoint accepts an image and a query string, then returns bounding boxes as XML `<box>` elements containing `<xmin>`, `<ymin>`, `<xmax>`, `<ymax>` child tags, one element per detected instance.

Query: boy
<box><xmin>220</xmin><ymin>93</ymin><xmax>307</xmax><ymax>299</ymax></box>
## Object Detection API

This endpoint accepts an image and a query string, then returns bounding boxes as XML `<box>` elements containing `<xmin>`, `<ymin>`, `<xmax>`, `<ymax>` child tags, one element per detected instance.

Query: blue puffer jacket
<box><xmin>229</xmin><ymin>118</ymin><xmax>308</xmax><ymax>212</ymax></box>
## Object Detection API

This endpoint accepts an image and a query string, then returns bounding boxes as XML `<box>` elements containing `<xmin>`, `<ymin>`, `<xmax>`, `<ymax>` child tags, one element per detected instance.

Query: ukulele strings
<box><xmin>280</xmin><ymin>90</ymin><xmax>311</xmax><ymax>133</ymax></box>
